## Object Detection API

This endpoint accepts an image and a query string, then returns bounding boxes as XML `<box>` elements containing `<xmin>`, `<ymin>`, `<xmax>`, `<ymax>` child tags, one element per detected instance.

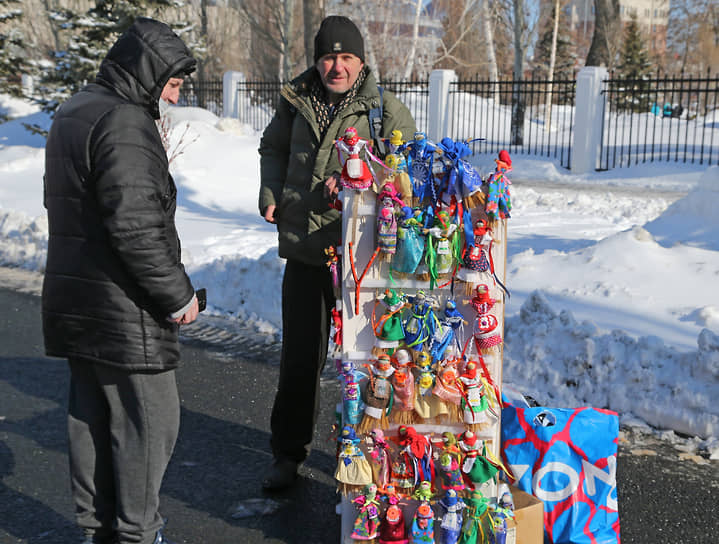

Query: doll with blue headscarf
<box><xmin>437</xmin><ymin>137</ymin><xmax>485</xmax><ymax>208</ymax></box>
<box><xmin>401</xmin><ymin>132</ymin><xmax>440</xmax><ymax>206</ymax></box>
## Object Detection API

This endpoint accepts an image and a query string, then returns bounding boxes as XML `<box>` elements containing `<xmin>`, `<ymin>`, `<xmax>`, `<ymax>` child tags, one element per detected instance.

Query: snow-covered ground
<box><xmin>1</xmin><ymin>93</ymin><xmax>717</xmax><ymax>456</ymax></box>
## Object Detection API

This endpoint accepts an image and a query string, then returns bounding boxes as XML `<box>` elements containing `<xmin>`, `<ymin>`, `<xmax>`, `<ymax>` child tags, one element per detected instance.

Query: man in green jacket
<box><xmin>258</xmin><ymin>15</ymin><xmax>416</xmax><ymax>490</ymax></box>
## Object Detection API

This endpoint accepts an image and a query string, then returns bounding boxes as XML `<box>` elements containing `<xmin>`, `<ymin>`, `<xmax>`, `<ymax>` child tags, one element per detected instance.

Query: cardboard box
<box><xmin>504</xmin><ymin>486</ymin><xmax>544</xmax><ymax>544</ymax></box>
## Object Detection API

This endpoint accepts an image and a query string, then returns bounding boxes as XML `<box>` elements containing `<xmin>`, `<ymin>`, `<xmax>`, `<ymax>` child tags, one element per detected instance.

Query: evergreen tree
<box><xmin>0</xmin><ymin>0</ymin><xmax>28</xmax><ymax>97</ymax></box>
<box><xmin>615</xmin><ymin>12</ymin><xmax>653</xmax><ymax>112</ymax></box>
<box><xmin>37</xmin><ymin>0</ymin><xmax>203</xmax><ymax>113</ymax></box>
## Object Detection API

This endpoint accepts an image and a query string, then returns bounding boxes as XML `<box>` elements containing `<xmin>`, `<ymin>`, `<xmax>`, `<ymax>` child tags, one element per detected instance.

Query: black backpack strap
<box><xmin>369</xmin><ymin>85</ymin><xmax>386</xmax><ymax>156</ymax></box>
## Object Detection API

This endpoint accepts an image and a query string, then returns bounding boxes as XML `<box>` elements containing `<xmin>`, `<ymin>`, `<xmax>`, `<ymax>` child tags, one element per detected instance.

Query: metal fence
<box><xmin>234</xmin><ymin>79</ymin><xmax>430</xmax><ymax>134</ymax></box>
<box><xmin>600</xmin><ymin>70</ymin><xmax>719</xmax><ymax>169</ymax></box>
<box><xmin>178</xmin><ymin>78</ymin><xmax>224</xmax><ymax>117</ymax></box>
<box><xmin>448</xmin><ymin>76</ymin><xmax>575</xmax><ymax>169</ymax></box>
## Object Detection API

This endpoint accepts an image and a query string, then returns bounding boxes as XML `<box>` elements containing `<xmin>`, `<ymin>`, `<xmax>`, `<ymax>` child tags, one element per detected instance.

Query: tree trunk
<box><xmin>302</xmin><ymin>0</ymin><xmax>323</xmax><ymax>70</ymax></box>
<box><xmin>402</xmin><ymin>0</ymin><xmax>423</xmax><ymax>80</ymax></box>
<box><xmin>511</xmin><ymin>0</ymin><xmax>525</xmax><ymax>145</ymax></box>
<box><xmin>586</xmin><ymin>0</ymin><xmax>619</xmax><ymax>67</ymax></box>
<box><xmin>545</xmin><ymin>0</ymin><xmax>560</xmax><ymax>127</ymax></box>
<box><xmin>281</xmin><ymin>0</ymin><xmax>294</xmax><ymax>80</ymax></box>
<box><xmin>481</xmin><ymin>0</ymin><xmax>499</xmax><ymax>94</ymax></box>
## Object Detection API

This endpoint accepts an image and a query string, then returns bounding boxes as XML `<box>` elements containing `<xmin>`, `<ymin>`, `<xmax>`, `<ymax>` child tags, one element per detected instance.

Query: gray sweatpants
<box><xmin>67</xmin><ymin>359</ymin><xmax>180</xmax><ymax>544</ymax></box>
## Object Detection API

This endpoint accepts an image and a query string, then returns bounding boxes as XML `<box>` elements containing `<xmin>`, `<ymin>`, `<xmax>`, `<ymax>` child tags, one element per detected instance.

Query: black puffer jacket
<box><xmin>42</xmin><ymin>18</ymin><xmax>196</xmax><ymax>370</ymax></box>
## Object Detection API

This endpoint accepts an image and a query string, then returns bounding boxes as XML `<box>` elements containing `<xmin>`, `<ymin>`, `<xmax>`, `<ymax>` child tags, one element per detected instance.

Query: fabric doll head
<box><xmin>496</xmin><ymin>149</ymin><xmax>512</xmax><ymax>171</ymax></box>
<box><xmin>393</xmin><ymin>348</ymin><xmax>412</xmax><ymax>368</ymax></box>
<box><xmin>390</xmin><ymin>130</ymin><xmax>404</xmax><ymax>146</ymax></box>
<box><xmin>343</xmin><ymin>126</ymin><xmax>359</xmax><ymax>145</ymax></box>
<box><xmin>386</xmin><ymin>504</ymin><xmax>402</xmax><ymax>523</ymax></box>
<box><xmin>444</xmin><ymin>489</ymin><xmax>459</xmax><ymax>506</ymax></box>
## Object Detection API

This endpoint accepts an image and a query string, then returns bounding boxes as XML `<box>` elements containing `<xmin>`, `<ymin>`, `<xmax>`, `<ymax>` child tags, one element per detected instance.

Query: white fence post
<box><xmin>572</xmin><ymin>66</ymin><xmax>608</xmax><ymax>174</ymax></box>
<box><xmin>428</xmin><ymin>69</ymin><xmax>457</xmax><ymax>142</ymax></box>
<box><xmin>222</xmin><ymin>71</ymin><xmax>244</xmax><ymax>119</ymax></box>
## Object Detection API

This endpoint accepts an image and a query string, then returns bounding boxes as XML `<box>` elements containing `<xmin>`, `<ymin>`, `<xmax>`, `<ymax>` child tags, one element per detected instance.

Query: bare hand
<box><xmin>263</xmin><ymin>204</ymin><xmax>277</xmax><ymax>224</ymax></box>
<box><xmin>173</xmin><ymin>296</ymin><xmax>199</xmax><ymax>325</ymax></box>
<box><xmin>324</xmin><ymin>173</ymin><xmax>341</xmax><ymax>200</ymax></box>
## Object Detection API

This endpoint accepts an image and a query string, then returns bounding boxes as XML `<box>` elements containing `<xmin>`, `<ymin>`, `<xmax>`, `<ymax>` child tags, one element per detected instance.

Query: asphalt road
<box><xmin>0</xmin><ymin>286</ymin><xmax>717</xmax><ymax>543</ymax></box>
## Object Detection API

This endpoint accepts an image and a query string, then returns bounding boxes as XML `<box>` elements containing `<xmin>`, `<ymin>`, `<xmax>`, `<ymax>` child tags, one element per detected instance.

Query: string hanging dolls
<box><xmin>392</xmin><ymin>206</ymin><xmax>425</xmax><ymax>276</ymax></box>
<box><xmin>335</xmin><ymin>126</ymin><xmax>388</xmax><ymax>191</ymax></box>
<box><xmin>484</xmin><ymin>150</ymin><xmax>512</xmax><ymax>222</ymax></box>
<box><xmin>401</xmin><ymin>131</ymin><xmax>440</xmax><ymax>206</ymax></box>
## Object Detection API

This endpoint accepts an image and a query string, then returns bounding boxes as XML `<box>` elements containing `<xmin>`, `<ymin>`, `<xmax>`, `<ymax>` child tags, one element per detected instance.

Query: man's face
<box><xmin>161</xmin><ymin>77</ymin><xmax>184</xmax><ymax>105</ymax></box>
<box><xmin>315</xmin><ymin>53</ymin><xmax>364</xmax><ymax>97</ymax></box>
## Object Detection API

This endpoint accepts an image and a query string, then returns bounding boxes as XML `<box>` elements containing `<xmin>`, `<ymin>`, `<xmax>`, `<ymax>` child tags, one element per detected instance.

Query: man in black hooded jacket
<box><xmin>43</xmin><ymin>17</ymin><xmax>199</xmax><ymax>544</ymax></box>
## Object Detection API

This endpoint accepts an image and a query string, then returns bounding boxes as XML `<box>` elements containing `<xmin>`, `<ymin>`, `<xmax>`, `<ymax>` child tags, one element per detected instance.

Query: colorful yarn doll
<box><xmin>390</xmin><ymin>348</ymin><xmax>416</xmax><ymax>425</ymax></box>
<box><xmin>438</xmin><ymin>489</ymin><xmax>467</xmax><ymax>544</ymax></box>
<box><xmin>403</xmin><ymin>290</ymin><xmax>438</xmax><ymax>352</ymax></box>
<box><xmin>431</xmin><ymin>357</ymin><xmax>463</xmax><ymax>424</ymax></box>
<box><xmin>423</xmin><ymin>209</ymin><xmax>460</xmax><ymax>289</ymax></box>
<box><xmin>429</xmin><ymin>300</ymin><xmax>467</xmax><ymax>365</ymax></box>
<box><xmin>335</xmin><ymin>426</ymin><xmax>373</xmax><ymax>494</ymax></box>
<box><xmin>372</xmin><ymin>288</ymin><xmax>407</xmax><ymax>351</ymax></box>
<box><xmin>436</xmin><ymin>137</ymin><xmax>485</xmax><ymax>209</ymax></box>
<box><xmin>340</xmin><ymin>360</ymin><xmax>364</xmax><ymax>426</ymax></box>
<box><xmin>392</xmin><ymin>207</ymin><xmax>425</xmax><ymax>276</ymax></box>
<box><xmin>456</xmin><ymin>361</ymin><xmax>492</xmax><ymax>431</ymax></box>
<box><xmin>367</xmin><ymin>428</ymin><xmax>392</xmax><ymax>490</ymax></box>
<box><xmin>457</xmin><ymin>218</ymin><xmax>494</xmax><ymax>296</ymax></box>
<box><xmin>458</xmin><ymin>490</ymin><xmax>494</xmax><ymax>544</ymax></box>
<box><xmin>389</xmin><ymin>446</ymin><xmax>416</xmax><ymax>494</ymax></box>
<box><xmin>351</xmin><ymin>483</ymin><xmax>381</xmax><ymax>541</ymax></box>
<box><xmin>335</xmin><ymin>127</ymin><xmax>388</xmax><ymax>191</ymax></box>
<box><xmin>457</xmin><ymin>431</ymin><xmax>498</xmax><ymax>490</ymax></box>
<box><xmin>401</xmin><ymin>132</ymin><xmax>440</xmax><ymax>206</ymax></box>
<box><xmin>410</xmin><ymin>502</ymin><xmax>435</xmax><ymax>544</ymax></box>
<box><xmin>358</xmin><ymin>354</ymin><xmax>395</xmax><ymax>433</ymax></box>
<box><xmin>467</xmin><ymin>284</ymin><xmax>502</xmax><ymax>355</ymax></box>
<box><xmin>413</xmin><ymin>350</ymin><xmax>443</xmax><ymax>423</ymax></box>
<box><xmin>396</xmin><ymin>426</ymin><xmax>434</xmax><ymax>486</ymax></box>
<box><xmin>439</xmin><ymin>431</ymin><xmax>462</xmax><ymax>463</ymax></box>
<box><xmin>377</xmin><ymin>182</ymin><xmax>406</xmax><ymax>261</ymax></box>
<box><xmin>379</xmin><ymin>503</ymin><xmax>409</xmax><ymax>544</ymax></box>
<box><xmin>437</xmin><ymin>453</ymin><xmax>465</xmax><ymax>492</ymax></box>
<box><xmin>484</xmin><ymin>149</ymin><xmax>512</xmax><ymax>222</ymax></box>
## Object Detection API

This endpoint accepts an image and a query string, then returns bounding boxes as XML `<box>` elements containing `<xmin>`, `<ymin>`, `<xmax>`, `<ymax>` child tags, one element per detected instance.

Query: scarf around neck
<box><xmin>310</xmin><ymin>66</ymin><xmax>369</xmax><ymax>137</ymax></box>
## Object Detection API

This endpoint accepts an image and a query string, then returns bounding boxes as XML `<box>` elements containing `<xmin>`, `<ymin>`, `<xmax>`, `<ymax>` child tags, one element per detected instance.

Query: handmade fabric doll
<box><xmin>372</xmin><ymin>288</ymin><xmax>407</xmax><ymax>351</ymax></box>
<box><xmin>458</xmin><ymin>490</ymin><xmax>494</xmax><ymax>544</ymax></box>
<box><xmin>351</xmin><ymin>483</ymin><xmax>381</xmax><ymax>541</ymax></box>
<box><xmin>392</xmin><ymin>207</ymin><xmax>425</xmax><ymax>276</ymax></box>
<box><xmin>484</xmin><ymin>149</ymin><xmax>512</xmax><ymax>221</ymax></box>
<box><xmin>377</xmin><ymin>182</ymin><xmax>406</xmax><ymax>260</ymax></box>
<box><xmin>403</xmin><ymin>290</ymin><xmax>438</xmax><ymax>351</ymax></box>
<box><xmin>325</xmin><ymin>245</ymin><xmax>341</xmax><ymax>298</ymax></box>
<box><xmin>412</xmin><ymin>480</ymin><xmax>434</xmax><ymax>502</ymax></box>
<box><xmin>432</xmin><ymin>357</ymin><xmax>463</xmax><ymax>424</ymax></box>
<box><xmin>435</xmin><ymin>137</ymin><xmax>484</xmax><ymax>207</ymax></box>
<box><xmin>458</xmin><ymin>218</ymin><xmax>495</xmax><ymax>295</ymax></box>
<box><xmin>379</xmin><ymin>504</ymin><xmax>409</xmax><ymax>544</ymax></box>
<box><xmin>335</xmin><ymin>426</ymin><xmax>373</xmax><ymax>494</ymax></box>
<box><xmin>396</xmin><ymin>426</ymin><xmax>434</xmax><ymax>486</ymax></box>
<box><xmin>367</xmin><ymin>428</ymin><xmax>392</xmax><ymax>489</ymax></box>
<box><xmin>490</xmin><ymin>485</ymin><xmax>515</xmax><ymax>544</ymax></box>
<box><xmin>457</xmin><ymin>431</ymin><xmax>498</xmax><ymax>490</ymax></box>
<box><xmin>410</xmin><ymin>502</ymin><xmax>435</xmax><ymax>544</ymax></box>
<box><xmin>358</xmin><ymin>354</ymin><xmax>395</xmax><ymax>433</ymax></box>
<box><xmin>339</xmin><ymin>360</ymin><xmax>364</xmax><ymax>425</ymax></box>
<box><xmin>429</xmin><ymin>300</ymin><xmax>466</xmax><ymax>364</ymax></box>
<box><xmin>437</xmin><ymin>452</ymin><xmax>465</xmax><ymax>492</ymax></box>
<box><xmin>467</xmin><ymin>284</ymin><xmax>502</xmax><ymax>355</ymax></box>
<box><xmin>456</xmin><ymin>361</ymin><xmax>492</xmax><ymax>431</ymax></box>
<box><xmin>423</xmin><ymin>209</ymin><xmax>460</xmax><ymax>289</ymax></box>
<box><xmin>402</xmin><ymin>132</ymin><xmax>440</xmax><ymax>206</ymax></box>
<box><xmin>330</xmin><ymin>304</ymin><xmax>343</xmax><ymax>359</ymax></box>
<box><xmin>438</xmin><ymin>489</ymin><xmax>467</xmax><ymax>544</ymax></box>
<box><xmin>413</xmin><ymin>350</ymin><xmax>443</xmax><ymax>423</ymax></box>
<box><xmin>335</xmin><ymin>126</ymin><xmax>388</xmax><ymax>191</ymax></box>
<box><xmin>390</xmin><ymin>348</ymin><xmax>416</xmax><ymax>425</ymax></box>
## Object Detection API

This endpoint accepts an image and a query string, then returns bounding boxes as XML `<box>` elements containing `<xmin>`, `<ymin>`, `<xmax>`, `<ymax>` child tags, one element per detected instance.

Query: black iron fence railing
<box><xmin>448</xmin><ymin>76</ymin><xmax>575</xmax><ymax>169</ymax></box>
<box><xmin>178</xmin><ymin>78</ymin><xmax>223</xmax><ymax>116</ymax></box>
<box><xmin>600</xmin><ymin>70</ymin><xmax>719</xmax><ymax>169</ymax></box>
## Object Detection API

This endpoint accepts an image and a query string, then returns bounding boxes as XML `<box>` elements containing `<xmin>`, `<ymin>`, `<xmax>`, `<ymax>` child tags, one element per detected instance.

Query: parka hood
<box><xmin>95</xmin><ymin>17</ymin><xmax>196</xmax><ymax>119</ymax></box>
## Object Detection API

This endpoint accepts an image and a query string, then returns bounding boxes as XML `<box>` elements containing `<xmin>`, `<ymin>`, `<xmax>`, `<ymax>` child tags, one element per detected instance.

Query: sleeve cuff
<box><xmin>169</xmin><ymin>294</ymin><xmax>196</xmax><ymax>319</ymax></box>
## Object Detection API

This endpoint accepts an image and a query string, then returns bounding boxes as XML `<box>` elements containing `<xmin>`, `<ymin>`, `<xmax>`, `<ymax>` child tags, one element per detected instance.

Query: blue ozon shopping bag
<box><xmin>501</xmin><ymin>401</ymin><xmax>621</xmax><ymax>544</ymax></box>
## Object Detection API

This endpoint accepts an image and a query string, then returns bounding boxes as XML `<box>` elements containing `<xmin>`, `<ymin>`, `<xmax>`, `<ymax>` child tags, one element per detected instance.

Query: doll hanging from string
<box><xmin>437</xmin><ymin>136</ymin><xmax>486</xmax><ymax>209</ymax></box>
<box><xmin>376</xmin><ymin>182</ymin><xmax>406</xmax><ymax>261</ymax></box>
<box><xmin>429</xmin><ymin>299</ymin><xmax>467</xmax><ymax>365</ymax></box>
<box><xmin>431</xmin><ymin>346</ymin><xmax>464</xmax><ymax>424</ymax></box>
<box><xmin>381</xmin><ymin>130</ymin><xmax>413</xmax><ymax>201</ymax></box>
<box><xmin>403</xmin><ymin>290</ymin><xmax>438</xmax><ymax>352</ymax></box>
<box><xmin>396</xmin><ymin>425</ymin><xmax>434</xmax><ymax>487</ymax></box>
<box><xmin>335</xmin><ymin>426</ymin><xmax>373</xmax><ymax>495</ymax></box>
<box><xmin>437</xmin><ymin>452</ymin><xmax>466</xmax><ymax>494</ymax></box>
<box><xmin>456</xmin><ymin>360</ymin><xmax>493</xmax><ymax>431</ymax></box>
<box><xmin>389</xmin><ymin>348</ymin><xmax>416</xmax><ymax>425</ymax></box>
<box><xmin>358</xmin><ymin>354</ymin><xmax>395</xmax><ymax>433</ymax></box>
<box><xmin>401</xmin><ymin>131</ymin><xmax>441</xmax><ymax>206</ymax></box>
<box><xmin>457</xmin><ymin>217</ymin><xmax>509</xmax><ymax>298</ymax></box>
<box><xmin>335</xmin><ymin>126</ymin><xmax>389</xmax><ymax>191</ymax></box>
<box><xmin>423</xmin><ymin>209</ymin><xmax>461</xmax><ymax>289</ymax></box>
<box><xmin>466</xmin><ymin>284</ymin><xmax>503</xmax><ymax>356</ymax></box>
<box><xmin>339</xmin><ymin>360</ymin><xmax>365</xmax><ymax>426</ymax></box>
<box><xmin>351</xmin><ymin>482</ymin><xmax>382</xmax><ymax>541</ymax></box>
<box><xmin>391</xmin><ymin>206</ymin><xmax>426</xmax><ymax>277</ymax></box>
<box><xmin>484</xmin><ymin>149</ymin><xmax>512</xmax><ymax>222</ymax></box>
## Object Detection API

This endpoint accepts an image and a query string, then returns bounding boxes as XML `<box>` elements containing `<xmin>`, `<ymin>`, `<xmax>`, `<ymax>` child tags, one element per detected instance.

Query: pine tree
<box><xmin>0</xmin><ymin>0</ymin><xmax>28</xmax><ymax>96</ymax></box>
<box><xmin>37</xmin><ymin>0</ymin><xmax>203</xmax><ymax>113</ymax></box>
<box><xmin>615</xmin><ymin>12</ymin><xmax>653</xmax><ymax>112</ymax></box>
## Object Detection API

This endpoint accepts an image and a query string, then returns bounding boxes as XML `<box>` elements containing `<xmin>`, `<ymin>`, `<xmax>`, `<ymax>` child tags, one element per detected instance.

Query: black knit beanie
<box><xmin>313</xmin><ymin>16</ymin><xmax>365</xmax><ymax>63</ymax></box>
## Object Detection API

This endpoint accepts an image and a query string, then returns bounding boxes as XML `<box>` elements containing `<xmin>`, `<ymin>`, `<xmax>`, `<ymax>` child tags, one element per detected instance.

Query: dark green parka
<box><xmin>259</xmin><ymin>68</ymin><xmax>417</xmax><ymax>266</ymax></box>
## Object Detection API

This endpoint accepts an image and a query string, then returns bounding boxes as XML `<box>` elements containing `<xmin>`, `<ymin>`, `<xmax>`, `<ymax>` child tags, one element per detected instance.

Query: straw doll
<box><xmin>389</xmin><ymin>348</ymin><xmax>416</xmax><ymax>425</ymax></box>
<box><xmin>358</xmin><ymin>354</ymin><xmax>395</xmax><ymax>433</ymax></box>
<box><xmin>376</xmin><ymin>182</ymin><xmax>406</xmax><ymax>261</ymax></box>
<box><xmin>367</xmin><ymin>428</ymin><xmax>393</xmax><ymax>490</ymax></box>
<box><xmin>335</xmin><ymin>426</ymin><xmax>373</xmax><ymax>494</ymax></box>
<box><xmin>372</xmin><ymin>288</ymin><xmax>407</xmax><ymax>353</ymax></box>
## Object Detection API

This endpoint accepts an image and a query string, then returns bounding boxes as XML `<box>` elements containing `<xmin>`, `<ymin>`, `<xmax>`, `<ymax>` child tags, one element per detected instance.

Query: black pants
<box><xmin>270</xmin><ymin>259</ymin><xmax>335</xmax><ymax>463</ymax></box>
<box><xmin>67</xmin><ymin>359</ymin><xmax>180</xmax><ymax>544</ymax></box>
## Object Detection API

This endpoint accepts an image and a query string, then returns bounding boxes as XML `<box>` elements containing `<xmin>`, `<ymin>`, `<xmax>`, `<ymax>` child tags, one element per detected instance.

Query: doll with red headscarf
<box><xmin>335</xmin><ymin>126</ymin><xmax>388</xmax><ymax>191</ymax></box>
